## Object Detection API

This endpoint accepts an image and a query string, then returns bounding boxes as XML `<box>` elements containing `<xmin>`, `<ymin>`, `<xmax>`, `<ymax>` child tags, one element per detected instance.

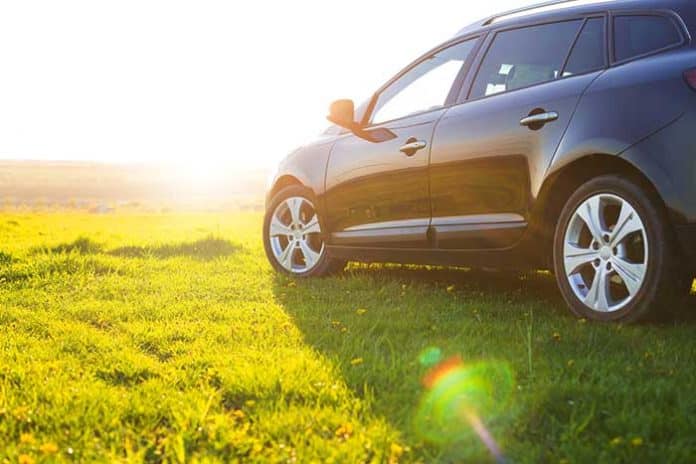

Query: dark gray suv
<box><xmin>264</xmin><ymin>0</ymin><xmax>696</xmax><ymax>322</ymax></box>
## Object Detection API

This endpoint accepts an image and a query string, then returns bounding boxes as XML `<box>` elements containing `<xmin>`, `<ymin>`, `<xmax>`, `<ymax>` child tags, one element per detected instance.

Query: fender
<box><xmin>266</xmin><ymin>135</ymin><xmax>338</xmax><ymax>208</ymax></box>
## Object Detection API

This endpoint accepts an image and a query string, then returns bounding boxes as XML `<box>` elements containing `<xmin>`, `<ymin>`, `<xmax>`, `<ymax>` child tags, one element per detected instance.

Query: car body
<box><xmin>264</xmin><ymin>0</ymin><xmax>696</xmax><ymax>322</ymax></box>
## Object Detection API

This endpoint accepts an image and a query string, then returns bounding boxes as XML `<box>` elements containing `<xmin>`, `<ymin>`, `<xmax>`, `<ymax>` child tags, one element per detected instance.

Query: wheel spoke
<box><xmin>269</xmin><ymin>214</ymin><xmax>292</xmax><ymax>237</ymax></box>
<box><xmin>298</xmin><ymin>240</ymin><xmax>320</xmax><ymax>268</ymax></box>
<box><xmin>303</xmin><ymin>215</ymin><xmax>321</xmax><ymax>234</ymax></box>
<box><xmin>277</xmin><ymin>243</ymin><xmax>294</xmax><ymax>270</ymax></box>
<box><xmin>610</xmin><ymin>201</ymin><xmax>643</xmax><ymax>247</ymax></box>
<box><xmin>564</xmin><ymin>242</ymin><xmax>599</xmax><ymax>275</ymax></box>
<box><xmin>584</xmin><ymin>267</ymin><xmax>610</xmax><ymax>312</ymax></box>
<box><xmin>612</xmin><ymin>256</ymin><xmax>646</xmax><ymax>296</ymax></box>
<box><xmin>576</xmin><ymin>195</ymin><xmax>605</xmax><ymax>243</ymax></box>
<box><xmin>286</xmin><ymin>198</ymin><xmax>303</xmax><ymax>225</ymax></box>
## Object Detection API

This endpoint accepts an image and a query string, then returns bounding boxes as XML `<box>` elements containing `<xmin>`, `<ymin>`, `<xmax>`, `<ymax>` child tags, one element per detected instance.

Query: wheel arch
<box><xmin>268</xmin><ymin>175</ymin><xmax>303</xmax><ymax>202</ymax></box>
<box><xmin>530</xmin><ymin>153</ymin><xmax>669</xmax><ymax>268</ymax></box>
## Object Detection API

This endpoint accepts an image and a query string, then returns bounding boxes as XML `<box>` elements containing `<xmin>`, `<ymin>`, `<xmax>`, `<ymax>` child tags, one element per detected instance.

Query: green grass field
<box><xmin>1</xmin><ymin>213</ymin><xmax>695</xmax><ymax>463</ymax></box>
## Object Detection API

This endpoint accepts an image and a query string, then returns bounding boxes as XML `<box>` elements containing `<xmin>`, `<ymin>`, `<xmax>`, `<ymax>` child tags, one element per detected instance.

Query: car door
<box><xmin>429</xmin><ymin>16</ymin><xmax>607</xmax><ymax>249</ymax></box>
<box><xmin>324</xmin><ymin>37</ymin><xmax>480</xmax><ymax>248</ymax></box>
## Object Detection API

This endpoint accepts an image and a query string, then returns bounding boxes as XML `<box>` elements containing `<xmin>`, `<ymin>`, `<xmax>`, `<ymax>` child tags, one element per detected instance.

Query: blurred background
<box><xmin>0</xmin><ymin>0</ymin><xmax>537</xmax><ymax>211</ymax></box>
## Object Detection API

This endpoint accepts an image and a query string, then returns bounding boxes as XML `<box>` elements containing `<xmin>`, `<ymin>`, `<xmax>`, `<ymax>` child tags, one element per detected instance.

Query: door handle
<box><xmin>520</xmin><ymin>111</ymin><xmax>558</xmax><ymax>128</ymax></box>
<box><xmin>399</xmin><ymin>137</ymin><xmax>427</xmax><ymax>156</ymax></box>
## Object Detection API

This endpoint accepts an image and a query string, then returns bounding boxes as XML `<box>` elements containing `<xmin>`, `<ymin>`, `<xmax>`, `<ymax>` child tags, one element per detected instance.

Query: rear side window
<box><xmin>471</xmin><ymin>20</ymin><xmax>582</xmax><ymax>98</ymax></box>
<box><xmin>614</xmin><ymin>15</ymin><xmax>682</xmax><ymax>62</ymax></box>
<box><xmin>563</xmin><ymin>17</ymin><xmax>605</xmax><ymax>76</ymax></box>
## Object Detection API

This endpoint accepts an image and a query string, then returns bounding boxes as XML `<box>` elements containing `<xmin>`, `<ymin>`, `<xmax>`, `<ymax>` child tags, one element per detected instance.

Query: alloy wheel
<box><xmin>268</xmin><ymin>196</ymin><xmax>325</xmax><ymax>273</ymax></box>
<box><xmin>563</xmin><ymin>193</ymin><xmax>649</xmax><ymax>313</ymax></box>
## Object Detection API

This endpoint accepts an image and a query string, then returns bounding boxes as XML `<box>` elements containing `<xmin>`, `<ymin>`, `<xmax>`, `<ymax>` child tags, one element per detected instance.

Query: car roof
<box><xmin>454</xmin><ymin>0</ymin><xmax>695</xmax><ymax>38</ymax></box>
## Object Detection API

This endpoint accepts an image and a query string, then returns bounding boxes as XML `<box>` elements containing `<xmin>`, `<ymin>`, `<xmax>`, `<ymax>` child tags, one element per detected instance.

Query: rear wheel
<box><xmin>263</xmin><ymin>185</ymin><xmax>344</xmax><ymax>277</ymax></box>
<box><xmin>553</xmin><ymin>175</ymin><xmax>678</xmax><ymax>322</ymax></box>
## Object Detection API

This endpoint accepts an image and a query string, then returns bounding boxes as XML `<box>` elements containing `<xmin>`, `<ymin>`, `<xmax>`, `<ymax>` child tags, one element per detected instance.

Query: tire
<box><xmin>552</xmin><ymin>175</ymin><xmax>679</xmax><ymax>323</ymax></box>
<box><xmin>263</xmin><ymin>185</ymin><xmax>344</xmax><ymax>277</ymax></box>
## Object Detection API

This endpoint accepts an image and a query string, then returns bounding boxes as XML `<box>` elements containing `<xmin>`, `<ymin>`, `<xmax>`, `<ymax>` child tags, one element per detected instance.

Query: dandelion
<box><xmin>350</xmin><ymin>357</ymin><xmax>364</xmax><ymax>366</ymax></box>
<box><xmin>20</xmin><ymin>433</ymin><xmax>35</xmax><ymax>444</ymax></box>
<box><xmin>231</xmin><ymin>409</ymin><xmax>245</xmax><ymax>420</ymax></box>
<box><xmin>631</xmin><ymin>437</ymin><xmax>644</xmax><ymax>447</ymax></box>
<box><xmin>356</xmin><ymin>308</ymin><xmax>367</xmax><ymax>315</ymax></box>
<box><xmin>610</xmin><ymin>437</ymin><xmax>623</xmax><ymax>446</ymax></box>
<box><xmin>18</xmin><ymin>455</ymin><xmax>34</xmax><ymax>464</ymax></box>
<box><xmin>335</xmin><ymin>423</ymin><xmax>353</xmax><ymax>439</ymax></box>
<box><xmin>390</xmin><ymin>442</ymin><xmax>405</xmax><ymax>463</ymax></box>
<box><xmin>39</xmin><ymin>442</ymin><xmax>59</xmax><ymax>454</ymax></box>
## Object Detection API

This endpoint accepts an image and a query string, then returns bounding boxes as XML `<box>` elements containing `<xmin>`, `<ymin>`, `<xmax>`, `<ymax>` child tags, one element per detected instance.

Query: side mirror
<box><xmin>327</xmin><ymin>98</ymin><xmax>397</xmax><ymax>143</ymax></box>
<box><xmin>327</xmin><ymin>99</ymin><xmax>358</xmax><ymax>131</ymax></box>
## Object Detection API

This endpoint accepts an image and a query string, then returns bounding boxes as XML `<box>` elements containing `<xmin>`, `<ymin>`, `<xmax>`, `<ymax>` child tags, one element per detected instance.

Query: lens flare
<box><xmin>415</xmin><ymin>349</ymin><xmax>514</xmax><ymax>463</ymax></box>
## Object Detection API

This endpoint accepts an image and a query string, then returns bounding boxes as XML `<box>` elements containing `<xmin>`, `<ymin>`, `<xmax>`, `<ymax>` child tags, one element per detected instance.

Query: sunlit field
<box><xmin>1</xmin><ymin>213</ymin><xmax>695</xmax><ymax>462</ymax></box>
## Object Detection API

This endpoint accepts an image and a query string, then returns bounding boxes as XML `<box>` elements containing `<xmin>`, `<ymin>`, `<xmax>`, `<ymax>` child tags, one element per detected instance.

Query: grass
<box><xmin>0</xmin><ymin>212</ymin><xmax>695</xmax><ymax>463</ymax></box>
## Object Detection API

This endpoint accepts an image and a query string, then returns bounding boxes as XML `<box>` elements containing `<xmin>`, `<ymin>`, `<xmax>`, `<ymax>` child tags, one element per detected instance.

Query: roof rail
<box><xmin>481</xmin><ymin>0</ymin><xmax>608</xmax><ymax>26</ymax></box>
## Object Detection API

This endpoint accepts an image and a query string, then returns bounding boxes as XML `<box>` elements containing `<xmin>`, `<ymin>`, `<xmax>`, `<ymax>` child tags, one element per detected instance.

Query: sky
<box><xmin>0</xmin><ymin>0</ymin><xmax>540</xmax><ymax>171</ymax></box>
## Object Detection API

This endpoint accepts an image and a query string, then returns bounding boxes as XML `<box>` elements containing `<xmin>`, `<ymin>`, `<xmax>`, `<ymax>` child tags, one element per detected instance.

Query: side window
<box><xmin>563</xmin><ymin>17</ymin><xmax>605</xmax><ymax>76</ymax></box>
<box><xmin>470</xmin><ymin>20</ymin><xmax>582</xmax><ymax>99</ymax></box>
<box><xmin>371</xmin><ymin>39</ymin><xmax>477</xmax><ymax>125</ymax></box>
<box><xmin>614</xmin><ymin>15</ymin><xmax>682</xmax><ymax>62</ymax></box>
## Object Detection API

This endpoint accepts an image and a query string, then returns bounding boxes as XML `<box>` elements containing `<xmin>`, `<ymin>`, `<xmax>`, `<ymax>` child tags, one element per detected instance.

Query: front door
<box><xmin>324</xmin><ymin>36</ymin><xmax>481</xmax><ymax>248</ymax></box>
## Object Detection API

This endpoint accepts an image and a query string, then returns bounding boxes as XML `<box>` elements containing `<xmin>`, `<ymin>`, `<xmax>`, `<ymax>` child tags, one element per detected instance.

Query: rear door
<box><xmin>324</xmin><ymin>37</ymin><xmax>480</xmax><ymax>248</ymax></box>
<box><xmin>429</xmin><ymin>17</ymin><xmax>607</xmax><ymax>249</ymax></box>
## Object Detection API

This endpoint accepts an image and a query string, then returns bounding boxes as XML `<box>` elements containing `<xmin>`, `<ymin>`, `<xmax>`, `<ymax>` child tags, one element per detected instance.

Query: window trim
<box><xmin>360</xmin><ymin>34</ymin><xmax>483</xmax><ymax>128</ymax></box>
<box><xmin>609</xmin><ymin>10</ymin><xmax>690</xmax><ymax>66</ymax></box>
<box><xmin>462</xmin><ymin>13</ymin><xmax>607</xmax><ymax>103</ymax></box>
<box><xmin>559</xmin><ymin>16</ymin><xmax>608</xmax><ymax>78</ymax></box>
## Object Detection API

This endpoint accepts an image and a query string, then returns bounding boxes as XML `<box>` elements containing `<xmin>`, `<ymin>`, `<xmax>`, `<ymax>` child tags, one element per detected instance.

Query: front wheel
<box><xmin>263</xmin><ymin>185</ymin><xmax>344</xmax><ymax>277</ymax></box>
<box><xmin>553</xmin><ymin>175</ymin><xmax>679</xmax><ymax>322</ymax></box>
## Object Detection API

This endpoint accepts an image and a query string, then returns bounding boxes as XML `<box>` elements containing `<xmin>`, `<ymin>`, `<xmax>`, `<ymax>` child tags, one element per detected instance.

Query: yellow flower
<box><xmin>20</xmin><ymin>433</ymin><xmax>35</xmax><ymax>444</ymax></box>
<box><xmin>39</xmin><ymin>442</ymin><xmax>59</xmax><ymax>454</ymax></box>
<box><xmin>350</xmin><ymin>357</ymin><xmax>363</xmax><ymax>366</ymax></box>
<box><xmin>341</xmin><ymin>327</ymin><xmax>348</xmax><ymax>333</ymax></box>
<box><xmin>610</xmin><ymin>437</ymin><xmax>623</xmax><ymax>446</ymax></box>
<box><xmin>390</xmin><ymin>442</ymin><xmax>404</xmax><ymax>457</ymax></box>
<box><xmin>335</xmin><ymin>423</ymin><xmax>354</xmax><ymax>439</ymax></box>
<box><xmin>446</xmin><ymin>285</ymin><xmax>455</xmax><ymax>293</ymax></box>
<box><xmin>231</xmin><ymin>409</ymin><xmax>245</xmax><ymax>420</ymax></box>
<box><xmin>356</xmin><ymin>308</ymin><xmax>367</xmax><ymax>315</ymax></box>
<box><xmin>631</xmin><ymin>437</ymin><xmax>644</xmax><ymax>447</ymax></box>
<box><xmin>18</xmin><ymin>455</ymin><xmax>35</xmax><ymax>464</ymax></box>
<box><xmin>244</xmin><ymin>400</ymin><xmax>256</xmax><ymax>407</ymax></box>
<box><xmin>567</xmin><ymin>359</ymin><xmax>575</xmax><ymax>368</ymax></box>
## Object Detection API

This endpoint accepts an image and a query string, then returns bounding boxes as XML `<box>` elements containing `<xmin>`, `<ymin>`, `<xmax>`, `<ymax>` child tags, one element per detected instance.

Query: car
<box><xmin>263</xmin><ymin>0</ymin><xmax>696</xmax><ymax>322</ymax></box>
